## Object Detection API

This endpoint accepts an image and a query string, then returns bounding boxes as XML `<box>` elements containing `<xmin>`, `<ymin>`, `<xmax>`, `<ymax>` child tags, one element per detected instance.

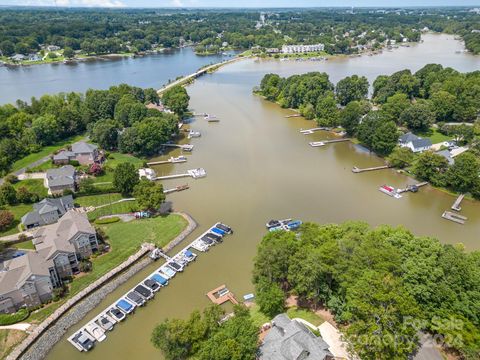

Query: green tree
<box><xmin>63</xmin><ymin>47</ymin><xmax>75</xmax><ymax>59</ymax></box>
<box><xmin>162</xmin><ymin>86</ymin><xmax>190</xmax><ymax>118</ymax></box>
<box><xmin>400</xmin><ymin>103</ymin><xmax>435</xmax><ymax>131</ymax></box>
<box><xmin>413</xmin><ymin>151</ymin><xmax>449</xmax><ymax>186</ymax></box>
<box><xmin>90</xmin><ymin>119</ymin><xmax>119</xmax><ymax>150</ymax></box>
<box><xmin>357</xmin><ymin>111</ymin><xmax>384</xmax><ymax>150</ymax></box>
<box><xmin>386</xmin><ymin>147</ymin><xmax>415</xmax><ymax>168</ymax></box>
<box><xmin>446</xmin><ymin>152</ymin><xmax>480</xmax><ymax>194</ymax></box>
<box><xmin>372</xmin><ymin>120</ymin><xmax>399</xmax><ymax>156</ymax></box>
<box><xmin>340</xmin><ymin>101</ymin><xmax>363</xmax><ymax>136</ymax></box>
<box><xmin>0</xmin><ymin>210</ymin><xmax>14</xmax><ymax>231</ymax></box>
<box><xmin>31</xmin><ymin>114</ymin><xmax>60</xmax><ymax>145</ymax></box>
<box><xmin>315</xmin><ymin>92</ymin><xmax>339</xmax><ymax>127</ymax></box>
<box><xmin>335</xmin><ymin>75</ymin><xmax>369</xmax><ymax>106</ymax></box>
<box><xmin>113</xmin><ymin>162</ymin><xmax>139</xmax><ymax>195</ymax></box>
<box><xmin>133</xmin><ymin>179</ymin><xmax>165</xmax><ymax>212</ymax></box>
<box><xmin>0</xmin><ymin>183</ymin><xmax>17</xmax><ymax>206</ymax></box>
<box><xmin>430</xmin><ymin>91</ymin><xmax>456</xmax><ymax>122</ymax></box>
<box><xmin>381</xmin><ymin>93</ymin><xmax>411</xmax><ymax>124</ymax></box>
<box><xmin>256</xmin><ymin>281</ymin><xmax>285</xmax><ymax>318</ymax></box>
<box><xmin>0</xmin><ymin>40</ymin><xmax>15</xmax><ymax>56</ymax></box>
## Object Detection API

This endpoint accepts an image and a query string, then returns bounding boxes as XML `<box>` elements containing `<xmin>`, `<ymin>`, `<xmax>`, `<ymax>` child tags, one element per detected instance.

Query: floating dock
<box><xmin>451</xmin><ymin>194</ymin><xmax>465</xmax><ymax>212</ymax></box>
<box><xmin>154</xmin><ymin>168</ymin><xmax>206</xmax><ymax>180</ymax></box>
<box><xmin>147</xmin><ymin>156</ymin><xmax>187</xmax><ymax>166</ymax></box>
<box><xmin>285</xmin><ymin>114</ymin><xmax>301</xmax><ymax>118</ymax></box>
<box><xmin>164</xmin><ymin>184</ymin><xmax>190</xmax><ymax>194</ymax></box>
<box><xmin>442</xmin><ymin>211</ymin><xmax>467</xmax><ymax>225</ymax></box>
<box><xmin>352</xmin><ymin>165</ymin><xmax>390</xmax><ymax>173</ymax></box>
<box><xmin>310</xmin><ymin>138</ymin><xmax>350</xmax><ymax>147</ymax></box>
<box><xmin>68</xmin><ymin>222</ymin><xmax>233</xmax><ymax>352</ymax></box>
<box><xmin>160</xmin><ymin>144</ymin><xmax>194</xmax><ymax>151</ymax></box>
<box><xmin>300</xmin><ymin>127</ymin><xmax>330</xmax><ymax>135</ymax></box>
<box><xmin>206</xmin><ymin>285</ymin><xmax>239</xmax><ymax>305</ymax></box>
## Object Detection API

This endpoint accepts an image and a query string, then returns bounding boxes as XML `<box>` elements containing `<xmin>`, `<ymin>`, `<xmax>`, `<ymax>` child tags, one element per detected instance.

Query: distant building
<box><xmin>436</xmin><ymin>149</ymin><xmax>455</xmax><ymax>165</ymax></box>
<box><xmin>266</xmin><ymin>48</ymin><xmax>280</xmax><ymax>53</ymax></box>
<box><xmin>10</xmin><ymin>54</ymin><xmax>26</xmax><ymax>62</ymax></box>
<box><xmin>282</xmin><ymin>44</ymin><xmax>325</xmax><ymax>54</ymax></box>
<box><xmin>32</xmin><ymin>211</ymin><xmax>98</xmax><ymax>279</ymax></box>
<box><xmin>44</xmin><ymin>165</ymin><xmax>76</xmax><ymax>195</ymax></box>
<box><xmin>399</xmin><ymin>132</ymin><xmax>432</xmax><ymax>153</ymax></box>
<box><xmin>0</xmin><ymin>252</ymin><xmax>60</xmax><ymax>314</ymax></box>
<box><xmin>28</xmin><ymin>53</ymin><xmax>41</xmax><ymax>61</ymax></box>
<box><xmin>21</xmin><ymin>195</ymin><xmax>75</xmax><ymax>229</ymax></box>
<box><xmin>46</xmin><ymin>45</ymin><xmax>61</xmax><ymax>52</ymax></box>
<box><xmin>259</xmin><ymin>313</ymin><xmax>334</xmax><ymax>360</ymax></box>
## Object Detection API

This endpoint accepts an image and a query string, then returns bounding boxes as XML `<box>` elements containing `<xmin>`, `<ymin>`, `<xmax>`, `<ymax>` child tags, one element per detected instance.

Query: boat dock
<box><xmin>154</xmin><ymin>168</ymin><xmax>206</xmax><ymax>180</ymax></box>
<box><xmin>164</xmin><ymin>184</ymin><xmax>190</xmax><ymax>194</ymax></box>
<box><xmin>451</xmin><ymin>194</ymin><xmax>465</xmax><ymax>211</ymax></box>
<box><xmin>300</xmin><ymin>127</ymin><xmax>329</xmax><ymax>135</ymax></box>
<box><xmin>206</xmin><ymin>285</ymin><xmax>239</xmax><ymax>305</ymax></box>
<box><xmin>352</xmin><ymin>165</ymin><xmax>390</xmax><ymax>173</ymax></box>
<box><xmin>310</xmin><ymin>138</ymin><xmax>350</xmax><ymax>147</ymax></box>
<box><xmin>442</xmin><ymin>211</ymin><xmax>467</xmax><ymax>225</ymax></box>
<box><xmin>285</xmin><ymin>114</ymin><xmax>301</xmax><ymax>118</ymax></box>
<box><xmin>397</xmin><ymin>182</ymin><xmax>429</xmax><ymax>194</ymax></box>
<box><xmin>161</xmin><ymin>144</ymin><xmax>194</xmax><ymax>151</ymax></box>
<box><xmin>68</xmin><ymin>222</ymin><xmax>234</xmax><ymax>352</ymax></box>
<box><xmin>147</xmin><ymin>156</ymin><xmax>187</xmax><ymax>166</ymax></box>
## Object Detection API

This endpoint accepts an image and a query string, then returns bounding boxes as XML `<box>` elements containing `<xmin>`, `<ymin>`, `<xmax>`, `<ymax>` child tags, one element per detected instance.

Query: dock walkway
<box><xmin>206</xmin><ymin>285</ymin><xmax>239</xmax><ymax>305</ymax></box>
<box><xmin>352</xmin><ymin>165</ymin><xmax>390</xmax><ymax>173</ymax></box>
<box><xmin>451</xmin><ymin>194</ymin><xmax>465</xmax><ymax>212</ymax></box>
<box><xmin>442</xmin><ymin>211</ymin><xmax>467</xmax><ymax>225</ymax></box>
<box><xmin>397</xmin><ymin>182</ymin><xmax>429</xmax><ymax>194</ymax></box>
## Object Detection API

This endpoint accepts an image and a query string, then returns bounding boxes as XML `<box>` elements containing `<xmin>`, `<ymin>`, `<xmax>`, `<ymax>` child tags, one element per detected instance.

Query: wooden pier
<box><xmin>300</xmin><ymin>127</ymin><xmax>330</xmax><ymax>135</ymax></box>
<box><xmin>310</xmin><ymin>138</ymin><xmax>350</xmax><ymax>147</ymax></box>
<box><xmin>451</xmin><ymin>194</ymin><xmax>465</xmax><ymax>212</ymax></box>
<box><xmin>397</xmin><ymin>182</ymin><xmax>429</xmax><ymax>194</ymax></box>
<box><xmin>206</xmin><ymin>285</ymin><xmax>239</xmax><ymax>305</ymax></box>
<box><xmin>164</xmin><ymin>184</ymin><xmax>190</xmax><ymax>194</ymax></box>
<box><xmin>352</xmin><ymin>165</ymin><xmax>390</xmax><ymax>173</ymax></box>
<box><xmin>442</xmin><ymin>211</ymin><xmax>467</xmax><ymax>225</ymax></box>
<box><xmin>147</xmin><ymin>157</ymin><xmax>187</xmax><ymax>166</ymax></box>
<box><xmin>155</xmin><ymin>168</ymin><xmax>206</xmax><ymax>181</ymax></box>
<box><xmin>285</xmin><ymin>114</ymin><xmax>301</xmax><ymax>118</ymax></box>
<box><xmin>160</xmin><ymin>144</ymin><xmax>194</xmax><ymax>151</ymax></box>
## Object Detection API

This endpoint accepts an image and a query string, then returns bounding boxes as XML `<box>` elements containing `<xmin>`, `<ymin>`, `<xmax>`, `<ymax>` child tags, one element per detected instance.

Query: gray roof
<box><xmin>53</xmin><ymin>150</ymin><xmax>75</xmax><ymax>161</ymax></box>
<box><xmin>46</xmin><ymin>165</ymin><xmax>76</xmax><ymax>187</ymax></box>
<box><xmin>22</xmin><ymin>196</ymin><xmax>74</xmax><ymax>226</ymax></box>
<box><xmin>260</xmin><ymin>314</ymin><xmax>333</xmax><ymax>360</ymax></box>
<box><xmin>71</xmin><ymin>141</ymin><xmax>97</xmax><ymax>154</ymax></box>
<box><xmin>32</xmin><ymin>210</ymin><xmax>95</xmax><ymax>260</ymax></box>
<box><xmin>399</xmin><ymin>132</ymin><xmax>419</xmax><ymax>143</ymax></box>
<box><xmin>0</xmin><ymin>252</ymin><xmax>54</xmax><ymax>296</ymax></box>
<box><xmin>436</xmin><ymin>150</ymin><xmax>455</xmax><ymax>165</ymax></box>
<box><xmin>411</xmin><ymin>138</ymin><xmax>432</xmax><ymax>149</ymax></box>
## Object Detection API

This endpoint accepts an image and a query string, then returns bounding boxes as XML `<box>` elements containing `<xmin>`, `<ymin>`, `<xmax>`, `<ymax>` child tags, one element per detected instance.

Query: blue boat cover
<box><xmin>185</xmin><ymin>250</ymin><xmax>194</xmax><ymax>257</ymax></box>
<box><xmin>151</xmin><ymin>274</ymin><xmax>168</xmax><ymax>285</ymax></box>
<box><xmin>117</xmin><ymin>299</ymin><xmax>133</xmax><ymax>311</ymax></box>
<box><xmin>211</xmin><ymin>227</ymin><xmax>225</xmax><ymax>235</ymax></box>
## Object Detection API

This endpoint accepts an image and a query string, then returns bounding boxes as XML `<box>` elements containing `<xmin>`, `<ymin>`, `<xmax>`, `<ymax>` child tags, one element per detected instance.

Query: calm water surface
<box><xmin>44</xmin><ymin>34</ymin><xmax>480</xmax><ymax>360</ymax></box>
<box><xmin>0</xmin><ymin>48</ymin><xmax>234</xmax><ymax>105</ymax></box>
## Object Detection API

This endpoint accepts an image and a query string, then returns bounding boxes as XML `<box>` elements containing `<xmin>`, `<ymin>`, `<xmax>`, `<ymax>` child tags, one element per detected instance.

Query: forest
<box><xmin>0</xmin><ymin>7</ymin><xmax>478</xmax><ymax>59</ymax></box>
<box><xmin>253</xmin><ymin>221</ymin><xmax>480</xmax><ymax>359</ymax></box>
<box><xmin>0</xmin><ymin>84</ymin><xmax>188</xmax><ymax>175</ymax></box>
<box><xmin>257</xmin><ymin>64</ymin><xmax>480</xmax><ymax>198</ymax></box>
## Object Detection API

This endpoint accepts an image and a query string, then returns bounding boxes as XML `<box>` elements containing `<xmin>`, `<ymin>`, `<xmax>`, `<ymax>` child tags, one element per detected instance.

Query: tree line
<box><xmin>0</xmin><ymin>8</ymin><xmax>478</xmax><ymax>58</ymax></box>
<box><xmin>0</xmin><ymin>84</ymin><xmax>188</xmax><ymax>176</ymax></box>
<box><xmin>257</xmin><ymin>64</ymin><xmax>480</xmax><ymax>198</ymax></box>
<box><xmin>253</xmin><ymin>221</ymin><xmax>480</xmax><ymax>359</ymax></box>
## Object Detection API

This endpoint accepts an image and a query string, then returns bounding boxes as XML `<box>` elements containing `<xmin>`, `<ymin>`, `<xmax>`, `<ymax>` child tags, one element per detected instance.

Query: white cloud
<box><xmin>21</xmin><ymin>0</ymin><xmax>126</xmax><ymax>7</ymax></box>
<box><xmin>170</xmin><ymin>0</ymin><xmax>183</xmax><ymax>6</ymax></box>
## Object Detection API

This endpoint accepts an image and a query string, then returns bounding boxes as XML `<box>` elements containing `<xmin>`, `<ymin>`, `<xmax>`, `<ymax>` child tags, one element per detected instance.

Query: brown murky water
<box><xmin>46</xmin><ymin>34</ymin><xmax>480</xmax><ymax>360</ymax></box>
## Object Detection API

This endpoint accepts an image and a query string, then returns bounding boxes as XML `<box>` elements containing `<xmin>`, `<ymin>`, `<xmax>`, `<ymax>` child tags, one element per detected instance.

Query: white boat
<box><xmin>309</xmin><ymin>141</ymin><xmax>325</xmax><ymax>147</ymax></box>
<box><xmin>169</xmin><ymin>156</ymin><xmax>187</xmax><ymax>163</ymax></box>
<box><xmin>96</xmin><ymin>315</ymin><xmax>114</xmax><ymax>331</ymax></box>
<box><xmin>204</xmin><ymin>114</ymin><xmax>220</xmax><ymax>122</ymax></box>
<box><xmin>85</xmin><ymin>323</ymin><xmax>107</xmax><ymax>342</ymax></box>
<box><xmin>68</xmin><ymin>330</ymin><xmax>95</xmax><ymax>352</ymax></box>
<box><xmin>188</xmin><ymin>168</ymin><xmax>207</xmax><ymax>178</ymax></box>
<box><xmin>188</xmin><ymin>130</ymin><xmax>201</xmax><ymax>139</ymax></box>
<box><xmin>379</xmin><ymin>185</ymin><xmax>402</xmax><ymax>199</ymax></box>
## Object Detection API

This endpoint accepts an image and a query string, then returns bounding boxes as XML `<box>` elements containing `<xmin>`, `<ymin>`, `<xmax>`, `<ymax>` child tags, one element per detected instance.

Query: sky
<box><xmin>0</xmin><ymin>0</ymin><xmax>479</xmax><ymax>8</ymax></box>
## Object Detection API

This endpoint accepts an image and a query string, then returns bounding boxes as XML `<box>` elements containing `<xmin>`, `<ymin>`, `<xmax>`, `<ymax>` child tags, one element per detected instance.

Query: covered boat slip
<box><xmin>67</xmin><ymin>222</ymin><xmax>233</xmax><ymax>352</ymax></box>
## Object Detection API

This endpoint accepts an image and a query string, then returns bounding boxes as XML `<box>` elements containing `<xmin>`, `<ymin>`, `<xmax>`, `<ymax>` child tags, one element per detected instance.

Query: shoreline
<box><xmin>7</xmin><ymin>212</ymin><xmax>197</xmax><ymax>360</ymax></box>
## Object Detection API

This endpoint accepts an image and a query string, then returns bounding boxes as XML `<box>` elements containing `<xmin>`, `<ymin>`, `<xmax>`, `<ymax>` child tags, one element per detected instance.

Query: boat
<box><xmin>134</xmin><ymin>284</ymin><xmax>153</xmax><ymax>300</ymax></box>
<box><xmin>191</xmin><ymin>239</ymin><xmax>210</xmax><ymax>252</ymax></box>
<box><xmin>96</xmin><ymin>315</ymin><xmax>114</xmax><ymax>331</ymax></box>
<box><xmin>204</xmin><ymin>114</ymin><xmax>220</xmax><ymax>122</ymax></box>
<box><xmin>85</xmin><ymin>323</ymin><xmax>107</xmax><ymax>342</ymax></box>
<box><xmin>69</xmin><ymin>330</ymin><xmax>95</xmax><ymax>352</ymax></box>
<box><xmin>167</xmin><ymin>261</ymin><xmax>183</xmax><ymax>272</ymax></box>
<box><xmin>107</xmin><ymin>307</ymin><xmax>126</xmax><ymax>321</ymax></box>
<box><xmin>243</xmin><ymin>293</ymin><xmax>255</xmax><ymax>301</ymax></box>
<box><xmin>215</xmin><ymin>223</ymin><xmax>232</xmax><ymax>234</ymax></box>
<box><xmin>266</xmin><ymin>219</ymin><xmax>291</xmax><ymax>229</ymax></box>
<box><xmin>200</xmin><ymin>236</ymin><xmax>215</xmax><ymax>246</ymax></box>
<box><xmin>143</xmin><ymin>278</ymin><xmax>161</xmax><ymax>292</ymax></box>
<box><xmin>183</xmin><ymin>249</ymin><xmax>197</xmax><ymax>262</ymax></box>
<box><xmin>211</xmin><ymin>227</ymin><xmax>226</xmax><ymax>236</ymax></box>
<box><xmin>127</xmin><ymin>291</ymin><xmax>145</xmax><ymax>306</ymax></box>
<box><xmin>309</xmin><ymin>141</ymin><xmax>325</xmax><ymax>147</ymax></box>
<box><xmin>170</xmin><ymin>155</ymin><xmax>187</xmax><ymax>163</ymax></box>
<box><xmin>187</xmin><ymin>130</ymin><xmax>201</xmax><ymax>139</ymax></box>
<box><xmin>149</xmin><ymin>248</ymin><xmax>163</xmax><ymax>260</ymax></box>
<box><xmin>287</xmin><ymin>220</ymin><xmax>303</xmax><ymax>230</ymax></box>
<box><xmin>379</xmin><ymin>185</ymin><xmax>402</xmax><ymax>199</ymax></box>
<box><xmin>268</xmin><ymin>225</ymin><xmax>284</xmax><ymax>232</ymax></box>
<box><xmin>159</xmin><ymin>266</ymin><xmax>176</xmax><ymax>278</ymax></box>
<box><xmin>116</xmin><ymin>299</ymin><xmax>135</xmax><ymax>314</ymax></box>
<box><xmin>188</xmin><ymin>168</ymin><xmax>207</xmax><ymax>178</ymax></box>
<box><xmin>205</xmin><ymin>232</ymin><xmax>222</xmax><ymax>243</ymax></box>
<box><xmin>151</xmin><ymin>273</ymin><xmax>169</xmax><ymax>286</ymax></box>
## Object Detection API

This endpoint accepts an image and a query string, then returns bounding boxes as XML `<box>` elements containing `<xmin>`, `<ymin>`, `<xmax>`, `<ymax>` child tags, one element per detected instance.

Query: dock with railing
<box><xmin>451</xmin><ymin>194</ymin><xmax>465</xmax><ymax>212</ymax></box>
<box><xmin>442</xmin><ymin>211</ymin><xmax>467</xmax><ymax>225</ymax></box>
<box><xmin>352</xmin><ymin>165</ymin><xmax>390</xmax><ymax>173</ymax></box>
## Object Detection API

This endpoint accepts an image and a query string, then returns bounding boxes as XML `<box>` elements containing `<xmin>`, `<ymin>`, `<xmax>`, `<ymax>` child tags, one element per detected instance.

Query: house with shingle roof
<box><xmin>44</xmin><ymin>165</ymin><xmax>76</xmax><ymax>195</ymax></box>
<box><xmin>259</xmin><ymin>314</ymin><xmax>334</xmax><ymax>360</ymax></box>
<box><xmin>399</xmin><ymin>132</ymin><xmax>432</xmax><ymax>153</ymax></box>
<box><xmin>21</xmin><ymin>195</ymin><xmax>74</xmax><ymax>229</ymax></box>
<box><xmin>53</xmin><ymin>141</ymin><xmax>99</xmax><ymax>165</ymax></box>
<box><xmin>32</xmin><ymin>211</ymin><xmax>98</xmax><ymax>279</ymax></box>
<box><xmin>0</xmin><ymin>252</ymin><xmax>60</xmax><ymax>314</ymax></box>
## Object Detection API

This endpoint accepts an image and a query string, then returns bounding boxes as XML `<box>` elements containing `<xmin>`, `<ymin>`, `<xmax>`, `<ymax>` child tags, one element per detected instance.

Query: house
<box><xmin>46</xmin><ymin>45</ymin><xmax>61</xmax><ymax>52</ymax></box>
<box><xmin>21</xmin><ymin>195</ymin><xmax>75</xmax><ymax>229</ymax></box>
<box><xmin>10</xmin><ymin>54</ymin><xmax>26</xmax><ymax>62</ymax></box>
<box><xmin>0</xmin><ymin>252</ymin><xmax>60</xmax><ymax>314</ymax></box>
<box><xmin>259</xmin><ymin>314</ymin><xmax>334</xmax><ymax>360</ymax></box>
<box><xmin>282</xmin><ymin>44</ymin><xmax>325</xmax><ymax>54</ymax></box>
<box><xmin>399</xmin><ymin>132</ymin><xmax>432</xmax><ymax>153</ymax></box>
<box><xmin>32</xmin><ymin>211</ymin><xmax>98</xmax><ymax>279</ymax></box>
<box><xmin>436</xmin><ymin>149</ymin><xmax>455</xmax><ymax>165</ymax></box>
<box><xmin>28</xmin><ymin>53</ymin><xmax>41</xmax><ymax>61</ymax></box>
<box><xmin>71</xmin><ymin>142</ymin><xmax>98</xmax><ymax>165</ymax></box>
<box><xmin>44</xmin><ymin>165</ymin><xmax>76</xmax><ymax>195</ymax></box>
<box><xmin>53</xmin><ymin>141</ymin><xmax>99</xmax><ymax>165</ymax></box>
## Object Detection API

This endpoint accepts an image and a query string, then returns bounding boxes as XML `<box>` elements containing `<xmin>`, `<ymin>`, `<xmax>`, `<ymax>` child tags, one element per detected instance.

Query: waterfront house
<box><xmin>21</xmin><ymin>195</ymin><xmax>75</xmax><ymax>229</ymax></box>
<box><xmin>282</xmin><ymin>44</ymin><xmax>325</xmax><ymax>54</ymax></box>
<box><xmin>259</xmin><ymin>313</ymin><xmax>334</xmax><ymax>360</ymax></box>
<box><xmin>53</xmin><ymin>142</ymin><xmax>99</xmax><ymax>165</ymax></box>
<box><xmin>10</xmin><ymin>54</ymin><xmax>26</xmax><ymax>62</ymax></box>
<box><xmin>44</xmin><ymin>165</ymin><xmax>76</xmax><ymax>195</ymax></box>
<box><xmin>399</xmin><ymin>132</ymin><xmax>432</xmax><ymax>153</ymax></box>
<box><xmin>32</xmin><ymin>211</ymin><xmax>98</xmax><ymax>279</ymax></box>
<box><xmin>0</xmin><ymin>252</ymin><xmax>60</xmax><ymax>314</ymax></box>
<box><xmin>46</xmin><ymin>45</ymin><xmax>61</xmax><ymax>52</ymax></box>
<box><xmin>436</xmin><ymin>149</ymin><xmax>455</xmax><ymax>165</ymax></box>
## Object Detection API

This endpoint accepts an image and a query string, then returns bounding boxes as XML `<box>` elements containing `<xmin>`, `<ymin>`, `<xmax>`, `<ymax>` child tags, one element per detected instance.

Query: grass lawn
<box><xmin>0</xmin><ymin>330</ymin><xmax>27</xmax><ymax>360</ymax></box>
<box><xmin>249</xmin><ymin>304</ymin><xmax>270</xmax><ymax>328</ymax></box>
<box><xmin>93</xmin><ymin>152</ymin><xmax>144</xmax><ymax>184</ymax></box>
<box><xmin>0</xmin><ymin>204</ymin><xmax>32</xmax><ymax>237</ymax></box>
<box><xmin>85</xmin><ymin>200</ymin><xmax>139</xmax><ymax>221</ymax></box>
<box><xmin>28</xmin><ymin>214</ymin><xmax>187</xmax><ymax>324</ymax></box>
<box><xmin>417</xmin><ymin>128</ymin><xmax>452</xmax><ymax>144</ymax></box>
<box><xmin>12</xmin><ymin>239</ymin><xmax>35</xmax><ymax>250</ymax></box>
<box><xmin>75</xmin><ymin>193</ymin><xmax>123</xmax><ymax>207</ymax></box>
<box><xmin>286</xmin><ymin>306</ymin><xmax>325</xmax><ymax>327</ymax></box>
<box><xmin>13</xmin><ymin>179</ymin><xmax>48</xmax><ymax>199</ymax></box>
<box><xmin>11</xmin><ymin>134</ymin><xmax>85</xmax><ymax>172</ymax></box>
<box><xmin>28</xmin><ymin>160</ymin><xmax>55</xmax><ymax>173</ymax></box>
